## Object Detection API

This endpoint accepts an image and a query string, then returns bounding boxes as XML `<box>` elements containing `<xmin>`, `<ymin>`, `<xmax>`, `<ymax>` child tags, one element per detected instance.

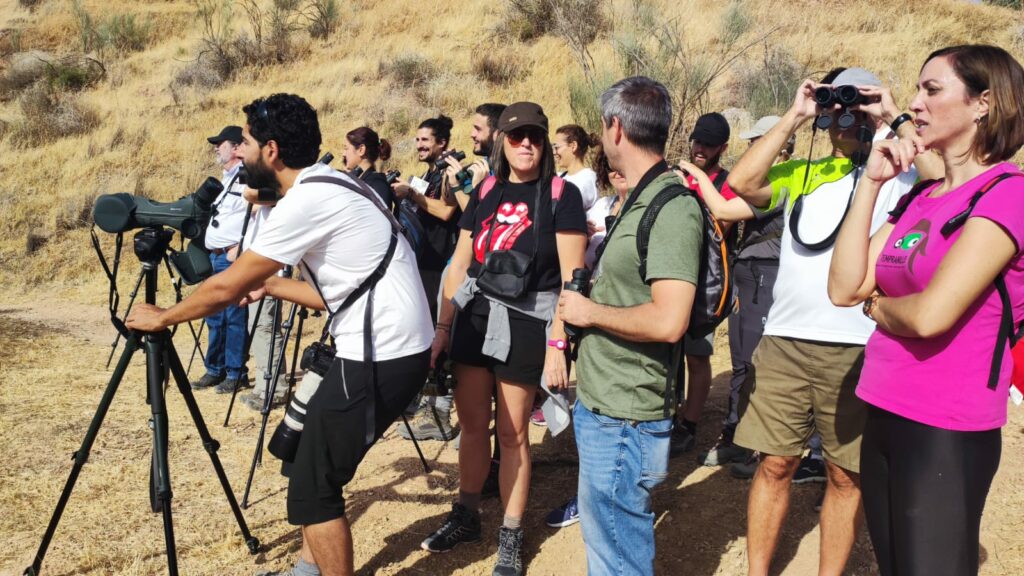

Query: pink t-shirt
<box><xmin>685</xmin><ymin>169</ymin><xmax>737</xmax><ymax>200</ymax></box>
<box><xmin>857</xmin><ymin>162</ymin><xmax>1024</xmax><ymax>431</ymax></box>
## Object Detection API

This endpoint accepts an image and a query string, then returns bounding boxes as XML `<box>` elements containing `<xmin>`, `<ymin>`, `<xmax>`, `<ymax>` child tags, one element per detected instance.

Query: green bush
<box><xmin>306</xmin><ymin>0</ymin><xmax>340</xmax><ymax>40</ymax></box>
<box><xmin>73</xmin><ymin>1</ymin><xmax>152</xmax><ymax>55</ymax></box>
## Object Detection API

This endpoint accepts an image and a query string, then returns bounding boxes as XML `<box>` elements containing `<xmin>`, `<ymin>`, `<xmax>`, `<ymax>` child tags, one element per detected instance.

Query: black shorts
<box><xmin>286</xmin><ymin>349</ymin><xmax>429</xmax><ymax>526</ymax></box>
<box><xmin>450</xmin><ymin>294</ymin><xmax>546</xmax><ymax>385</ymax></box>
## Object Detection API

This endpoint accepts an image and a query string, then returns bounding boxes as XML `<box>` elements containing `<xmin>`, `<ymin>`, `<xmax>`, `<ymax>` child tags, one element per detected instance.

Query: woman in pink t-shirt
<box><xmin>829</xmin><ymin>45</ymin><xmax>1024</xmax><ymax>576</ymax></box>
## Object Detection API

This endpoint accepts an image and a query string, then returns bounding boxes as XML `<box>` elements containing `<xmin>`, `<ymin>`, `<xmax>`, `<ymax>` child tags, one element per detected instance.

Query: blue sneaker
<box><xmin>545</xmin><ymin>496</ymin><xmax>580</xmax><ymax>528</ymax></box>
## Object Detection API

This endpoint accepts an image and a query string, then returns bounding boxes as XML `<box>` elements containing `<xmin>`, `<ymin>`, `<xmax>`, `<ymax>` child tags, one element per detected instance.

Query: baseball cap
<box><xmin>832</xmin><ymin>67</ymin><xmax>881</xmax><ymax>87</ymax></box>
<box><xmin>739</xmin><ymin>115</ymin><xmax>782</xmax><ymax>140</ymax></box>
<box><xmin>498</xmin><ymin>102</ymin><xmax>549</xmax><ymax>133</ymax></box>
<box><xmin>207</xmin><ymin>125</ymin><xmax>243</xmax><ymax>145</ymax></box>
<box><xmin>689</xmin><ymin>112</ymin><xmax>730</xmax><ymax>146</ymax></box>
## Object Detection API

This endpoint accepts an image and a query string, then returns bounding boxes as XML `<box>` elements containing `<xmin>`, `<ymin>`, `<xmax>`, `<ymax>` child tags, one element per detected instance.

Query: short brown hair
<box><xmin>925</xmin><ymin>45</ymin><xmax>1024</xmax><ymax>163</ymax></box>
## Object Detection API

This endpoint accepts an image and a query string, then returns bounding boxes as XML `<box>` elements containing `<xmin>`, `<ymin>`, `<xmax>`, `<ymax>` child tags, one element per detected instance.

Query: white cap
<box><xmin>739</xmin><ymin>115</ymin><xmax>782</xmax><ymax>140</ymax></box>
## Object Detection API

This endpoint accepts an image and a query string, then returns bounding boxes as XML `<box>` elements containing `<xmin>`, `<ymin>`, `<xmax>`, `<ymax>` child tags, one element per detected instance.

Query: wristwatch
<box><xmin>547</xmin><ymin>338</ymin><xmax>568</xmax><ymax>351</ymax></box>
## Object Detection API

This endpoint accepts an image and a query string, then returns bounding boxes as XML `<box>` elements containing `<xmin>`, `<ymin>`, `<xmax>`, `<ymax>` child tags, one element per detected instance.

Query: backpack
<box><xmin>889</xmin><ymin>172</ymin><xmax>1024</xmax><ymax>391</ymax></box>
<box><xmin>394</xmin><ymin>200</ymin><xmax>427</xmax><ymax>257</ymax></box>
<box><xmin>637</xmin><ymin>175</ymin><xmax>735</xmax><ymax>339</ymax></box>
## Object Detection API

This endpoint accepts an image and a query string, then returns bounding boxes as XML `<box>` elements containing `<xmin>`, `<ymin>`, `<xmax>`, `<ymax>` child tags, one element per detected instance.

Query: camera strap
<box><xmin>299</xmin><ymin>173</ymin><xmax>404</xmax><ymax>446</ymax></box>
<box><xmin>91</xmin><ymin>227</ymin><xmax>130</xmax><ymax>337</ymax></box>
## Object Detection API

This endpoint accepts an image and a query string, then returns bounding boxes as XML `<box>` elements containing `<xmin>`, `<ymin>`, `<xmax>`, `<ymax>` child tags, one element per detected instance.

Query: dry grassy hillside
<box><xmin>0</xmin><ymin>0</ymin><xmax>1022</xmax><ymax>298</ymax></box>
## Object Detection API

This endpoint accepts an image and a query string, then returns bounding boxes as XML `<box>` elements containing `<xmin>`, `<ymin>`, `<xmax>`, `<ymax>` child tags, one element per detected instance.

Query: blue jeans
<box><xmin>204</xmin><ymin>251</ymin><xmax>247</xmax><ymax>380</ymax></box>
<box><xmin>574</xmin><ymin>401</ymin><xmax>672</xmax><ymax>575</ymax></box>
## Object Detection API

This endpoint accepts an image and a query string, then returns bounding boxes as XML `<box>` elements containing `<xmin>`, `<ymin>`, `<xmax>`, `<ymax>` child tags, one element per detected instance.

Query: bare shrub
<box><xmin>0</xmin><ymin>51</ymin><xmax>51</xmax><ymax>99</ymax></box>
<box><xmin>0</xmin><ymin>28</ymin><xmax>25</xmax><ymax>58</ymax></box>
<box><xmin>379</xmin><ymin>53</ymin><xmax>436</xmax><ymax>87</ymax></box>
<box><xmin>25</xmin><ymin>229</ymin><xmax>49</xmax><ymax>254</ymax></box>
<box><xmin>472</xmin><ymin>49</ymin><xmax>521</xmax><ymax>85</ymax></box>
<box><xmin>305</xmin><ymin>0</ymin><xmax>340</xmax><ymax>40</ymax></box>
<box><xmin>44</xmin><ymin>56</ymin><xmax>105</xmax><ymax>92</ymax></box>
<box><xmin>568</xmin><ymin>72</ymin><xmax>616</xmax><ymax>134</ymax></box>
<box><xmin>10</xmin><ymin>82</ymin><xmax>100</xmax><ymax>147</ymax></box>
<box><xmin>549</xmin><ymin>0</ymin><xmax>607</xmax><ymax>76</ymax></box>
<box><xmin>499</xmin><ymin>0</ymin><xmax>554</xmax><ymax>41</ymax></box>
<box><xmin>19</xmin><ymin>0</ymin><xmax>45</xmax><ymax>9</ymax></box>
<box><xmin>55</xmin><ymin>191</ymin><xmax>97</xmax><ymax>231</ymax></box>
<box><xmin>73</xmin><ymin>0</ymin><xmax>152</xmax><ymax>56</ymax></box>
<box><xmin>728</xmin><ymin>44</ymin><xmax>806</xmax><ymax>120</ymax></box>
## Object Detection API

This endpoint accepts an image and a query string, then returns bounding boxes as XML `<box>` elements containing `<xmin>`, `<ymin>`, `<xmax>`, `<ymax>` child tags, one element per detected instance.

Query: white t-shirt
<box><xmin>249</xmin><ymin>164</ymin><xmax>434</xmax><ymax>361</ymax></box>
<box><xmin>205</xmin><ymin>164</ymin><xmax>249</xmax><ymax>249</ymax></box>
<box><xmin>564</xmin><ymin>168</ymin><xmax>599</xmax><ymax>211</ymax></box>
<box><xmin>764</xmin><ymin>136</ymin><xmax>916</xmax><ymax>345</ymax></box>
<box><xmin>584</xmin><ymin>194</ymin><xmax>620</xmax><ymax>268</ymax></box>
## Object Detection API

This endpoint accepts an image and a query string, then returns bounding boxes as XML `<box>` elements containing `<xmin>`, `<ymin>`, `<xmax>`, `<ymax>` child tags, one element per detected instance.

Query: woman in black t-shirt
<box><xmin>420</xmin><ymin>102</ymin><xmax>587</xmax><ymax>572</ymax></box>
<box><xmin>342</xmin><ymin>126</ymin><xmax>394</xmax><ymax>209</ymax></box>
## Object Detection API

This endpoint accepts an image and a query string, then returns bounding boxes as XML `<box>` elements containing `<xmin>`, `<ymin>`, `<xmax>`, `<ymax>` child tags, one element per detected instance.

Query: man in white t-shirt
<box><xmin>127</xmin><ymin>94</ymin><xmax>434</xmax><ymax>576</ymax></box>
<box><xmin>727</xmin><ymin>68</ymin><xmax>943</xmax><ymax>576</ymax></box>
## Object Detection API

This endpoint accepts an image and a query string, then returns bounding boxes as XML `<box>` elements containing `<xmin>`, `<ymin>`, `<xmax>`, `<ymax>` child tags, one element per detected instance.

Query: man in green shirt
<box><xmin>558</xmin><ymin>76</ymin><xmax>703</xmax><ymax>575</ymax></box>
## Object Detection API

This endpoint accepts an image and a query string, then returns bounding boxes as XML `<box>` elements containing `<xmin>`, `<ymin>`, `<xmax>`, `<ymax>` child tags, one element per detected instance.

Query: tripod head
<box><xmin>134</xmin><ymin>227</ymin><xmax>175</xmax><ymax>270</ymax></box>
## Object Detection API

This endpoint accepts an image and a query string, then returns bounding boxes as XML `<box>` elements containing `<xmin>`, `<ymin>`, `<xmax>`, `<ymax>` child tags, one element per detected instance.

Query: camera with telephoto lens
<box><xmin>267</xmin><ymin>341</ymin><xmax>336</xmax><ymax>462</ymax></box>
<box><xmin>813</xmin><ymin>84</ymin><xmax>865</xmax><ymax>131</ymax></box>
<box><xmin>385</xmin><ymin>170</ymin><xmax>402</xmax><ymax>184</ymax></box>
<box><xmin>563</xmin><ymin>267</ymin><xmax>592</xmax><ymax>342</ymax></box>
<box><xmin>434</xmin><ymin>150</ymin><xmax>466</xmax><ymax>169</ymax></box>
<box><xmin>421</xmin><ymin>352</ymin><xmax>455</xmax><ymax>397</ymax></box>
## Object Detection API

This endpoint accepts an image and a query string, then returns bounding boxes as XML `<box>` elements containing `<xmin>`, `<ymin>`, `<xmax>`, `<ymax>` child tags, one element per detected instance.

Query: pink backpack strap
<box><xmin>551</xmin><ymin>176</ymin><xmax>565</xmax><ymax>201</ymax></box>
<box><xmin>479</xmin><ymin>176</ymin><xmax>498</xmax><ymax>201</ymax></box>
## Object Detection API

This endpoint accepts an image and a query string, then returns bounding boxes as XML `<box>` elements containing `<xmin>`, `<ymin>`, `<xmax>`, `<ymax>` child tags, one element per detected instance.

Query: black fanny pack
<box><xmin>475</xmin><ymin>181</ymin><xmax>541</xmax><ymax>299</ymax></box>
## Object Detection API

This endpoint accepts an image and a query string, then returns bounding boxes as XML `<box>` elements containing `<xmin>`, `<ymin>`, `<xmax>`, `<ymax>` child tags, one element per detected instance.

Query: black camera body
<box><xmin>563</xmin><ymin>267</ymin><xmax>592</xmax><ymax>341</ymax></box>
<box><xmin>300</xmin><ymin>341</ymin><xmax>335</xmax><ymax>377</ymax></box>
<box><xmin>385</xmin><ymin>170</ymin><xmax>402</xmax><ymax>184</ymax></box>
<box><xmin>813</xmin><ymin>84</ymin><xmax>866</xmax><ymax>131</ymax></box>
<box><xmin>434</xmin><ymin>150</ymin><xmax>466</xmax><ymax>169</ymax></box>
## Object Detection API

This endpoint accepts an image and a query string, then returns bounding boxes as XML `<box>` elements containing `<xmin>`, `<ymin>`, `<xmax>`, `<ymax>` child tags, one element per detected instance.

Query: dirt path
<box><xmin>2</xmin><ymin>298</ymin><xmax>1023</xmax><ymax>575</ymax></box>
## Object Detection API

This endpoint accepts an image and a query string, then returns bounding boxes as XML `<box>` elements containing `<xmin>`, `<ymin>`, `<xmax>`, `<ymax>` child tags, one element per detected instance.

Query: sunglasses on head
<box><xmin>507</xmin><ymin>126</ymin><xmax>545</xmax><ymax>147</ymax></box>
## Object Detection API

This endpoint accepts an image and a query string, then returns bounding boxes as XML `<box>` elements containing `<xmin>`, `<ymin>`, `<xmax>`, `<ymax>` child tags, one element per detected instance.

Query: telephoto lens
<box><xmin>563</xmin><ymin>267</ymin><xmax>592</xmax><ymax>340</ymax></box>
<box><xmin>267</xmin><ymin>341</ymin><xmax>335</xmax><ymax>462</ymax></box>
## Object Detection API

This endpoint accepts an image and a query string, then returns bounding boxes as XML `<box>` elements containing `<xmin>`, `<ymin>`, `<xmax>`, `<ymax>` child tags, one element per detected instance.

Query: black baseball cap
<box><xmin>498</xmin><ymin>102</ymin><xmax>549</xmax><ymax>133</ymax></box>
<box><xmin>207</xmin><ymin>125</ymin><xmax>243</xmax><ymax>145</ymax></box>
<box><xmin>689</xmin><ymin>112</ymin><xmax>730</xmax><ymax>146</ymax></box>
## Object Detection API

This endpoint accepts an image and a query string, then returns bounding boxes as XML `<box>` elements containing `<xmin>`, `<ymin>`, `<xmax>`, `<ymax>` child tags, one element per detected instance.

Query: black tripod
<box><xmin>24</xmin><ymin>227</ymin><xmax>259</xmax><ymax>576</ymax></box>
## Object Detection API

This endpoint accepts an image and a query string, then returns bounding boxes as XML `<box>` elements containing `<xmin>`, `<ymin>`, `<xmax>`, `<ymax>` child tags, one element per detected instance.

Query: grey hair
<box><xmin>599</xmin><ymin>76</ymin><xmax>672</xmax><ymax>155</ymax></box>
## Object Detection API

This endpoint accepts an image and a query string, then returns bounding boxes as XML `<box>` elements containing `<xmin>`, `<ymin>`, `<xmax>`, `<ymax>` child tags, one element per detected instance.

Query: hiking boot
<box><xmin>729</xmin><ymin>451</ymin><xmax>760</xmax><ymax>480</ymax></box>
<box><xmin>421</xmin><ymin>503</ymin><xmax>482</xmax><ymax>553</ymax></box>
<box><xmin>492</xmin><ymin>526</ymin><xmax>524</xmax><ymax>576</ymax></box>
<box><xmin>545</xmin><ymin>496</ymin><xmax>580</xmax><ymax>528</ymax></box>
<box><xmin>215</xmin><ymin>375</ymin><xmax>246</xmax><ymax>394</ymax></box>
<box><xmin>482</xmin><ymin>459</ymin><xmax>500</xmax><ymax>499</ymax></box>
<box><xmin>793</xmin><ymin>456</ymin><xmax>827</xmax><ymax>484</ymax></box>
<box><xmin>398</xmin><ymin>406</ymin><xmax>458</xmax><ymax>441</ymax></box>
<box><xmin>699</xmin><ymin>435</ymin><xmax>752</xmax><ymax>467</ymax></box>
<box><xmin>669</xmin><ymin>425</ymin><xmax>696</xmax><ymax>456</ymax></box>
<box><xmin>190</xmin><ymin>373</ymin><xmax>224</xmax><ymax>390</ymax></box>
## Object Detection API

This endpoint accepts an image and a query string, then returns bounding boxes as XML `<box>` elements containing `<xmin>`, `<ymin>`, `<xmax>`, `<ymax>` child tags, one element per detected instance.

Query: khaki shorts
<box><xmin>734</xmin><ymin>335</ymin><xmax>866</xmax><ymax>473</ymax></box>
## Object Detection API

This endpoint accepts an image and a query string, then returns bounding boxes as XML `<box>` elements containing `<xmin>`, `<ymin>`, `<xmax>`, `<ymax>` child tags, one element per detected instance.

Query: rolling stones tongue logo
<box><xmin>474</xmin><ymin>202</ymin><xmax>532</xmax><ymax>263</ymax></box>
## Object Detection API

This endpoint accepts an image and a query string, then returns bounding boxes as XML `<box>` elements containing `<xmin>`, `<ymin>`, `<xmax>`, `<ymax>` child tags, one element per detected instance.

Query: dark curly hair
<box><xmin>242</xmin><ymin>93</ymin><xmax>321</xmax><ymax>169</ymax></box>
<box><xmin>418</xmin><ymin>114</ymin><xmax>453</xmax><ymax>147</ymax></box>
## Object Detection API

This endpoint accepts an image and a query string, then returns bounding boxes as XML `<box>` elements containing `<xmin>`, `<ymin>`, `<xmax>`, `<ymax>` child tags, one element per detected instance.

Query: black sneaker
<box><xmin>482</xmin><ymin>459</ymin><xmax>500</xmax><ymax>499</ymax></box>
<box><xmin>492</xmin><ymin>526</ymin><xmax>524</xmax><ymax>576</ymax></box>
<box><xmin>421</xmin><ymin>503</ymin><xmax>482</xmax><ymax>553</ymax></box>
<box><xmin>215</xmin><ymin>375</ymin><xmax>247</xmax><ymax>394</ymax></box>
<box><xmin>669</xmin><ymin>424</ymin><xmax>696</xmax><ymax>456</ymax></box>
<box><xmin>190</xmin><ymin>373</ymin><xmax>224</xmax><ymax>390</ymax></box>
<box><xmin>793</xmin><ymin>455</ymin><xmax>827</xmax><ymax>484</ymax></box>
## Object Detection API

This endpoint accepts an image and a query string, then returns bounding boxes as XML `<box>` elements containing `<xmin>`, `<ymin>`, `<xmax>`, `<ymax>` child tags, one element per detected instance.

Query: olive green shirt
<box><xmin>576</xmin><ymin>170</ymin><xmax>703</xmax><ymax>421</ymax></box>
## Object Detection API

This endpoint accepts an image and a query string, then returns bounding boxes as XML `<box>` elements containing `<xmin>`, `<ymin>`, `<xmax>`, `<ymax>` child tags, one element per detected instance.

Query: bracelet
<box><xmin>436</xmin><ymin>323</ymin><xmax>451</xmax><ymax>333</ymax></box>
<box><xmin>890</xmin><ymin>113</ymin><xmax>913</xmax><ymax>134</ymax></box>
<box><xmin>863</xmin><ymin>294</ymin><xmax>880</xmax><ymax>320</ymax></box>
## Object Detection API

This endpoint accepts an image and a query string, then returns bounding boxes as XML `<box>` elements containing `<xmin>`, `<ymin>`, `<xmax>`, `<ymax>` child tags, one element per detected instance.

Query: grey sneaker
<box><xmin>215</xmin><ymin>375</ymin><xmax>247</xmax><ymax>394</ymax></box>
<box><xmin>492</xmin><ymin>526</ymin><xmax>524</xmax><ymax>576</ymax></box>
<box><xmin>190</xmin><ymin>373</ymin><xmax>224</xmax><ymax>390</ymax></box>
<box><xmin>399</xmin><ymin>406</ymin><xmax>458</xmax><ymax>441</ymax></box>
<box><xmin>699</xmin><ymin>436</ymin><xmax>752</xmax><ymax>467</ymax></box>
<box><xmin>729</xmin><ymin>451</ymin><xmax>760</xmax><ymax>480</ymax></box>
<box><xmin>241</xmin><ymin>392</ymin><xmax>285</xmax><ymax>412</ymax></box>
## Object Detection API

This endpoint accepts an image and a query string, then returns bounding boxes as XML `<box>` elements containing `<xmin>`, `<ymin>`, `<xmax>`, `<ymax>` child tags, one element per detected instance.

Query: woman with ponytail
<box><xmin>343</xmin><ymin>126</ymin><xmax>394</xmax><ymax>209</ymax></box>
<box><xmin>553</xmin><ymin>124</ymin><xmax>600</xmax><ymax>210</ymax></box>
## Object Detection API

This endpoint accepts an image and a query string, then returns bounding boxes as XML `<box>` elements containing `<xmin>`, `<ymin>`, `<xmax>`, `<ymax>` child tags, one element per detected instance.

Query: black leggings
<box><xmin>861</xmin><ymin>405</ymin><xmax>1001</xmax><ymax>576</ymax></box>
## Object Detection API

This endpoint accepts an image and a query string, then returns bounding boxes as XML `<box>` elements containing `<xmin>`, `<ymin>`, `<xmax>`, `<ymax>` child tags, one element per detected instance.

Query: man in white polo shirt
<box><xmin>192</xmin><ymin>125</ymin><xmax>250</xmax><ymax>394</ymax></box>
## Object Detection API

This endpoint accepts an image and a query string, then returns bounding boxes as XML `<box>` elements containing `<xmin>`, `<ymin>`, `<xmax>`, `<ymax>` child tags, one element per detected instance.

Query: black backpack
<box><xmin>889</xmin><ymin>171</ymin><xmax>1024</xmax><ymax>390</ymax></box>
<box><xmin>637</xmin><ymin>171</ymin><xmax>735</xmax><ymax>338</ymax></box>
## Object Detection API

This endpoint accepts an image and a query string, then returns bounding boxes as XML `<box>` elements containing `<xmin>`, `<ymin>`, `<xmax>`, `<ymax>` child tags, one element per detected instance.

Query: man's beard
<box><xmin>691</xmin><ymin>151</ymin><xmax>722</xmax><ymax>171</ymax></box>
<box><xmin>474</xmin><ymin>139</ymin><xmax>492</xmax><ymax>157</ymax></box>
<box><xmin>244</xmin><ymin>156</ymin><xmax>279</xmax><ymax>192</ymax></box>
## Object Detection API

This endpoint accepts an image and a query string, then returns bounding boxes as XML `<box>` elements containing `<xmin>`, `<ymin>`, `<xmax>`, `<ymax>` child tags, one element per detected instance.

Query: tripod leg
<box><xmin>163</xmin><ymin>332</ymin><xmax>260</xmax><ymax>554</ymax></box>
<box><xmin>145</xmin><ymin>334</ymin><xmax>179</xmax><ymax>576</ymax></box>
<box><xmin>24</xmin><ymin>336</ymin><xmax>140</xmax><ymax>576</ymax></box>
<box><xmin>225</xmin><ymin>298</ymin><xmax>265</xmax><ymax>427</ymax></box>
<box><xmin>185</xmin><ymin>319</ymin><xmax>206</xmax><ymax>377</ymax></box>
<box><xmin>400</xmin><ymin>413</ymin><xmax>431</xmax><ymax>473</ymax></box>
<box><xmin>283</xmin><ymin>308</ymin><xmax>306</xmax><ymax>408</ymax></box>
<box><xmin>241</xmin><ymin>300</ymin><xmax>295</xmax><ymax>507</ymax></box>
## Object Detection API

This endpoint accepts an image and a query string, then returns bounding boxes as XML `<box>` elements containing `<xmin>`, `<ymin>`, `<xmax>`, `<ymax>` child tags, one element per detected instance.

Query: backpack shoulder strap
<box><xmin>888</xmin><ymin>179</ymin><xmax>938</xmax><ymax>224</ymax></box>
<box><xmin>550</xmin><ymin>176</ymin><xmax>565</xmax><ymax>217</ymax></box>
<box><xmin>637</xmin><ymin>184</ymin><xmax>695</xmax><ymax>282</ymax></box>
<box><xmin>940</xmin><ymin>172</ymin><xmax>1024</xmax><ymax>237</ymax></box>
<box><xmin>479</xmin><ymin>175</ymin><xmax>498</xmax><ymax>201</ymax></box>
<box><xmin>711</xmin><ymin>169</ymin><xmax>729</xmax><ymax>191</ymax></box>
